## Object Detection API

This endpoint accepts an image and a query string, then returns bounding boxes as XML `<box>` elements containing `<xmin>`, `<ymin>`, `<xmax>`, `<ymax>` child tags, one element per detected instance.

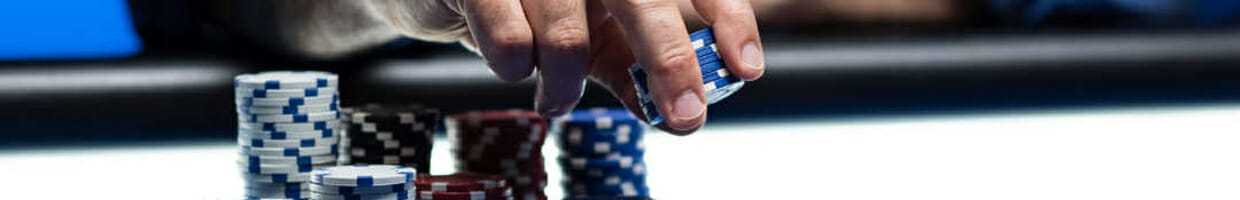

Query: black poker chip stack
<box><xmin>339</xmin><ymin>104</ymin><xmax>440</xmax><ymax>173</ymax></box>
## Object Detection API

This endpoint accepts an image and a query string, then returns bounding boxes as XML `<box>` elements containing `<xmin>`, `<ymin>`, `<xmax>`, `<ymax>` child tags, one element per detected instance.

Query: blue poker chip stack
<box><xmin>629</xmin><ymin>28</ymin><xmax>746</xmax><ymax>125</ymax></box>
<box><xmin>235</xmin><ymin>71</ymin><xmax>343</xmax><ymax>200</ymax></box>
<box><xmin>553</xmin><ymin>108</ymin><xmax>651</xmax><ymax>199</ymax></box>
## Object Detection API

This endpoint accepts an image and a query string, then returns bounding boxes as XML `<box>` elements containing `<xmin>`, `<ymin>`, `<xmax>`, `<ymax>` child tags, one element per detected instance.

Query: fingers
<box><xmin>691</xmin><ymin>0</ymin><xmax>765</xmax><ymax>81</ymax></box>
<box><xmin>601</xmin><ymin>0</ymin><xmax>705</xmax><ymax>131</ymax></box>
<box><xmin>462</xmin><ymin>0</ymin><xmax>536</xmax><ymax>82</ymax></box>
<box><xmin>522</xmin><ymin>0</ymin><xmax>592</xmax><ymax>117</ymax></box>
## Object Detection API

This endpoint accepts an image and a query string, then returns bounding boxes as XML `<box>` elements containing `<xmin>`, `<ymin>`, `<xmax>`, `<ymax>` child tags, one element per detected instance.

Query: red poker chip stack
<box><xmin>447</xmin><ymin>110</ymin><xmax>549</xmax><ymax>200</ymax></box>
<box><xmin>416</xmin><ymin>173</ymin><xmax>513</xmax><ymax>200</ymax></box>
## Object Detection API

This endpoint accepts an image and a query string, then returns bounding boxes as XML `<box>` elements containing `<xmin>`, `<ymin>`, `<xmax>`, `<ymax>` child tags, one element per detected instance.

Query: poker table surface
<box><xmin>2</xmin><ymin>30</ymin><xmax>1240</xmax><ymax>199</ymax></box>
<box><xmin>2</xmin><ymin>103</ymin><xmax>1240</xmax><ymax>199</ymax></box>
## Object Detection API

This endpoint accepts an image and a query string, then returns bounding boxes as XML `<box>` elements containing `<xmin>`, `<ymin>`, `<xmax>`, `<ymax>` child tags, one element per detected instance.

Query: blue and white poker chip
<box><xmin>558</xmin><ymin>154</ymin><xmax>640</xmax><ymax>170</ymax></box>
<box><xmin>238</xmin><ymin>136</ymin><xmax>339</xmax><ymax>148</ymax></box>
<box><xmin>238</xmin><ymin>111</ymin><xmax>341</xmax><ymax>123</ymax></box>
<box><xmin>237</xmin><ymin>95</ymin><xmax>339</xmax><ymax>107</ymax></box>
<box><xmin>240</xmin><ymin>153</ymin><xmax>339</xmax><ymax>166</ymax></box>
<box><xmin>310</xmin><ymin>183</ymin><xmax>415</xmax><ymax>195</ymax></box>
<box><xmin>566</xmin><ymin>179</ymin><xmax>649</xmax><ymax>197</ymax></box>
<box><xmin>242</xmin><ymin>172</ymin><xmax>313</xmax><ymax>183</ymax></box>
<box><xmin>241</xmin><ymin>144</ymin><xmax>339</xmax><ymax>157</ymax></box>
<box><xmin>239</xmin><ymin>121</ymin><xmax>339</xmax><ymax>132</ymax></box>
<box><xmin>704</xmin><ymin>75</ymin><xmax>745</xmax><ymax>105</ymax></box>
<box><xmin>236</xmin><ymin>87</ymin><xmax>338</xmax><ymax>98</ymax></box>
<box><xmin>238</xmin><ymin>103</ymin><xmax>340</xmax><ymax>115</ymax></box>
<box><xmin>312</xmin><ymin>165</ymin><xmax>417</xmax><ymax>187</ymax></box>
<box><xmin>234</xmin><ymin>71</ymin><xmax>339</xmax><ymax>90</ymax></box>
<box><xmin>238</xmin><ymin>129</ymin><xmax>336</xmax><ymax>140</ymax></box>
<box><xmin>240</xmin><ymin>162</ymin><xmax>315</xmax><ymax>174</ymax></box>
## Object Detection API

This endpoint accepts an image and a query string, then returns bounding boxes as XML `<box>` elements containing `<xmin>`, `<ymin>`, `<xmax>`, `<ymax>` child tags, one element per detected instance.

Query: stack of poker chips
<box><xmin>340</xmin><ymin>104</ymin><xmax>440</xmax><ymax>173</ymax></box>
<box><xmin>415</xmin><ymin>173</ymin><xmax>513</xmax><ymax>200</ymax></box>
<box><xmin>234</xmin><ymin>71</ymin><xmax>342</xmax><ymax>199</ymax></box>
<box><xmin>310</xmin><ymin>165</ymin><xmax>418</xmax><ymax>200</ymax></box>
<box><xmin>553</xmin><ymin>108</ymin><xmax>650</xmax><ymax>199</ymax></box>
<box><xmin>630</xmin><ymin>28</ymin><xmax>745</xmax><ymax>125</ymax></box>
<box><xmin>447</xmin><ymin>110</ymin><xmax>550</xmax><ymax>200</ymax></box>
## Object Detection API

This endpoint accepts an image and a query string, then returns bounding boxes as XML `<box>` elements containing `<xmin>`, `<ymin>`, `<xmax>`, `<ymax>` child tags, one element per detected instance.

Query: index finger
<box><xmin>601</xmin><ymin>0</ymin><xmax>706</xmax><ymax>132</ymax></box>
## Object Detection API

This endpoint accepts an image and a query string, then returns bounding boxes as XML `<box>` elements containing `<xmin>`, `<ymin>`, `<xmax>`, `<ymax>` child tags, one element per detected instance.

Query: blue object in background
<box><xmin>0</xmin><ymin>0</ymin><xmax>141</xmax><ymax>61</ymax></box>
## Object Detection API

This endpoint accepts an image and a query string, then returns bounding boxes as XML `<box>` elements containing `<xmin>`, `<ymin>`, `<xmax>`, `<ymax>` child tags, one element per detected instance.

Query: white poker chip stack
<box><xmin>235</xmin><ymin>71</ymin><xmax>343</xmax><ymax>200</ymax></box>
<box><xmin>310</xmin><ymin>165</ymin><xmax>418</xmax><ymax>200</ymax></box>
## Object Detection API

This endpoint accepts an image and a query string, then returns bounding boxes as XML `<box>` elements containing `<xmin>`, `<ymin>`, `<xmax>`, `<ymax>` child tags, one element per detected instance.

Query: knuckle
<box><xmin>487</xmin><ymin>30</ymin><xmax>534</xmax><ymax>51</ymax></box>
<box><xmin>545</xmin><ymin>27</ymin><xmax>590</xmax><ymax>52</ymax></box>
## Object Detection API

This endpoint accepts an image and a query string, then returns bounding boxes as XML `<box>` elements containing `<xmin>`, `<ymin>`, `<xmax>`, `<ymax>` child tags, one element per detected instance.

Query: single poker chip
<box><xmin>238</xmin><ymin>129</ymin><xmax>336</xmax><ymax>140</ymax></box>
<box><xmin>348</xmin><ymin>137</ymin><xmax>427</xmax><ymax>150</ymax></box>
<box><xmin>311</xmin><ymin>190</ymin><xmax>412</xmax><ymax>200</ymax></box>
<box><xmin>238</xmin><ymin>111</ymin><xmax>340</xmax><ymax>123</ymax></box>
<box><xmin>556</xmin><ymin>127</ymin><xmax>645</xmax><ymax>155</ymax></box>
<box><xmin>349</xmin><ymin>133</ymin><xmax>436</xmax><ymax>145</ymax></box>
<box><xmin>451</xmin><ymin>142</ymin><xmax>540</xmax><ymax>161</ymax></box>
<box><xmin>565</xmin><ymin>180</ymin><xmax>649</xmax><ymax>197</ymax></box>
<box><xmin>238</xmin><ymin>136</ymin><xmax>339</xmax><ymax>148</ymax></box>
<box><xmin>694</xmin><ymin>43</ymin><xmax>719</xmax><ymax>61</ymax></box>
<box><xmin>239</xmin><ymin>153</ymin><xmax>338</xmax><ymax>166</ymax></box>
<box><xmin>455</xmin><ymin>159</ymin><xmax>547</xmax><ymax>179</ymax></box>
<box><xmin>415</xmin><ymin>173</ymin><xmax>508</xmax><ymax>192</ymax></box>
<box><xmin>418</xmin><ymin>188</ymin><xmax>512</xmax><ymax>200</ymax></box>
<box><xmin>237</xmin><ymin>95</ymin><xmax>339</xmax><ymax>107</ymax></box>
<box><xmin>637</xmin><ymin>99</ymin><xmax>663</xmax><ymax>125</ymax></box>
<box><xmin>242</xmin><ymin>172</ymin><xmax>313</xmax><ymax>183</ymax></box>
<box><xmin>560</xmin><ymin>162</ymin><xmax>646</xmax><ymax>181</ymax></box>
<box><xmin>349</xmin><ymin>123</ymin><xmax>436</xmax><ymax>136</ymax></box>
<box><xmin>349</xmin><ymin>156</ymin><xmax>423</xmax><ymax>165</ymax></box>
<box><xmin>241</xmin><ymin>144</ymin><xmax>338</xmax><ymax>157</ymax></box>
<box><xmin>696</xmin><ymin>44</ymin><xmax>721</xmax><ymax>66</ymax></box>
<box><xmin>688</xmin><ymin>28</ymin><xmax>716</xmax><ymax>48</ymax></box>
<box><xmin>704</xmin><ymin>75</ymin><xmax>745</xmax><ymax>105</ymax></box>
<box><xmin>350</xmin><ymin>146</ymin><xmax>418</xmax><ymax>157</ymax></box>
<box><xmin>347</xmin><ymin>104</ymin><xmax>441</xmax><ymax>124</ymax></box>
<box><xmin>347</xmin><ymin>122</ymin><xmax>434</xmax><ymax>133</ymax></box>
<box><xmin>236</xmin><ymin>87</ymin><xmax>338</xmax><ymax>98</ymax></box>
<box><xmin>312</xmin><ymin>165</ymin><xmax>417</xmax><ymax>187</ymax></box>
<box><xmin>239</xmin><ymin>121</ymin><xmax>339</xmax><ymax>132</ymax></box>
<box><xmin>311</xmin><ymin>183</ymin><xmax>414</xmax><ymax>195</ymax></box>
<box><xmin>449</xmin><ymin>126</ymin><xmax>546</xmax><ymax>147</ymax></box>
<box><xmin>555</xmin><ymin>108</ymin><xmax>642</xmax><ymax>131</ymax></box>
<box><xmin>239</xmin><ymin>103</ymin><xmax>340</xmax><ymax>115</ymax></box>
<box><xmin>234</xmin><ymin>71</ymin><xmax>338</xmax><ymax>90</ymax></box>
<box><xmin>699</xmin><ymin>65</ymin><xmax>731</xmax><ymax>84</ymax></box>
<box><xmin>446</xmin><ymin>110</ymin><xmax>546</xmax><ymax>128</ymax></box>
<box><xmin>239</xmin><ymin>161</ymin><xmax>315</xmax><ymax>174</ymax></box>
<box><xmin>557</xmin><ymin>155</ymin><xmax>639</xmax><ymax>170</ymax></box>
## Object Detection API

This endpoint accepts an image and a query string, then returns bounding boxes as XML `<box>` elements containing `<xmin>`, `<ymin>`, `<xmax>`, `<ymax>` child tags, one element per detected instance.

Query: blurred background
<box><xmin>1</xmin><ymin>0</ymin><xmax>1240</xmax><ymax>199</ymax></box>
